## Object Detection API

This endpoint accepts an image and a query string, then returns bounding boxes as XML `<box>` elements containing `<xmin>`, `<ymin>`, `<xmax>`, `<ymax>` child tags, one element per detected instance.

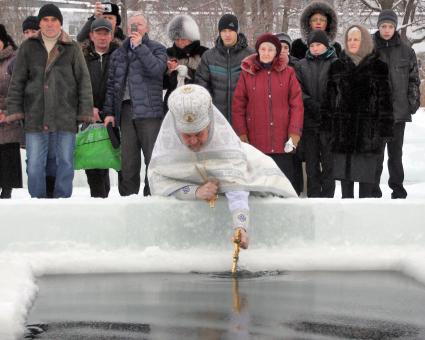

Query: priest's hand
<box><xmin>195</xmin><ymin>181</ymin><xmax>218</xmax><ymax>201</ymax></box>
<box><xmin>233</xmin><ymin>228</ymin><xmax>249</xmax><ymax>249</ymax></box>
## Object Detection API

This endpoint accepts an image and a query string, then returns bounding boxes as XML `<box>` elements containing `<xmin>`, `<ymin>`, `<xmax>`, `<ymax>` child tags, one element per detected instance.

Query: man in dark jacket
<box><xmin>77</xmin><ymin>1</ymin><xmax>125</xmax><ymax>43</ymax></box>
<box><xmin>82</xmin><ymin>18</ymin><xmax>120</xmax><ymax>198</ymax></box>
<box><xmin>6</xmin><ymin>4</ymin><xmax>93</xmax><ymax>198</ymax></box>
<box><xmin>103</xmin><ymin>14</ymin><xmax>167</xmax><ymax>197</ymax></box>
<box><xmin>195</xmin><ymin>14</ymin><xmax>254</xmax><ymax>123</ymax></box>
<box><xmin>373</xmin><ymin>9</ymin><xmax>421</xmax><ymax>199</ymax></box>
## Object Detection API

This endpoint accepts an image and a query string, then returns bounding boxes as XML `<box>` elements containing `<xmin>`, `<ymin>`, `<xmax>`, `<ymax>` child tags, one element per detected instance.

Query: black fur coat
<box><xmin>321</xmin><ymin>51</ymin><xmax>394</xmax><ymax>155</ymax></box>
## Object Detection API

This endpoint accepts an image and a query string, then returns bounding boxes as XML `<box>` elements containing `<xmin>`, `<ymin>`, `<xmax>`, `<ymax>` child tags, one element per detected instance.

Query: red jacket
<box><xmin>232</xmin><ymin>53</ymin><xmax>304</xmax><ymax>154</ymax></box>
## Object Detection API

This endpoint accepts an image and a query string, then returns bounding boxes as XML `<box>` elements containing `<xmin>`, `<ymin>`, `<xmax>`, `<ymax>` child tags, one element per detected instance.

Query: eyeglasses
<box><xmin>310</xmin><ymin>17</ymin><xmax>327</xmax><ymax>23</ymax></box>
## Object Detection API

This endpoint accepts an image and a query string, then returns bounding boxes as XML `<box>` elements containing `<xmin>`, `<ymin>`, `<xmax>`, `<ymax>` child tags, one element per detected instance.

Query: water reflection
<box><xmin>226</xmin><ymin>277</ymin><xmax>251</xmax><ymax>339</ymax></box>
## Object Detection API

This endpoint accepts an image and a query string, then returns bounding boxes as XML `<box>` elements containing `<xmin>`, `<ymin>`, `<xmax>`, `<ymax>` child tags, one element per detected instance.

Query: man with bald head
<box><xmin>103</xmin><ymin>14</ymin><xmax>167</xmax><ymax>196</ymax></box>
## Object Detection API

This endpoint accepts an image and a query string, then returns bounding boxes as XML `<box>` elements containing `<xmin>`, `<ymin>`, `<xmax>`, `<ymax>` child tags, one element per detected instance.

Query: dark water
<box><xmin>25</xmin><ymin>271</ymin><xmax>425</xmax><ymax>339</ymax></box>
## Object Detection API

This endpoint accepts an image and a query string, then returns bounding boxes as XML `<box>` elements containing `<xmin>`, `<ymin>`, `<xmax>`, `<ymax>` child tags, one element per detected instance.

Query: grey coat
<box><xmin>195</xmin><ymin>33</ymin><xmax>254</xmax><ymax>122</ymax></box>
<box><xmin>7</xmin><ymin>31</ymin><xmax>93</xmax><ymax>133</ymax></box>
<box><xmin>0</xmin><ymin>46</ymin><xmax>24</xmax><ymax>145</ymax></box>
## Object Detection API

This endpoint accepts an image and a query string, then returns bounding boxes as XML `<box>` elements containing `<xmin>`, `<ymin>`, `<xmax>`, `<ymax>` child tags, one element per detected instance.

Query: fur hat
<box><xmin>38</xmin><ymin>4</ymin><xmax>63</xmax><ymax>25</ymax></box>
<box><xmin>167</xmin><ymin>14</ymin><xmax>200</xmax><ymax>42</ymax></box>
<box><xmin>255</xmin><ymin>33</ymin><xmax>282</xmax><ymax>56</ymax></box>
<box><xmin>275</xmin><ymin>32</ymin><xmax>292</xmax><ymax>51</ymax></box>
<box><xmin>0</xmin><ymin>24</ymin><xmax>17</xmax><ymax>49</ymax></box>
<box><xmin>307</xmin><ymin>30</ymin><xmax>329</xmax><ymax>47</ymax></box>
<box><xmin>102</xmin><ymin>2</ymin><xmax>121</xmax><ymax>26</ymax></box>
<box><xmin>168</xmin><ymin>84</ymin><xmax>212</xmax><ymax>134</ymax></box>
<box><xmin>377</xmin><ymin>9</ymin><xmax>398</xmax><ymax>29</ymax></box>
<box><xmin>300</xmin><ymin>1</ymin><xmax>338</xmax><ymax>41</ymax></box>
<box><xmin>218</xmin><ymin>14</ymin><xmax>239</xmax><ymax>33</ymax></box>
<box><xmin>22</xmin><ymin>16</ymin><xmax>39</xmax><ymax>32</ymax></box>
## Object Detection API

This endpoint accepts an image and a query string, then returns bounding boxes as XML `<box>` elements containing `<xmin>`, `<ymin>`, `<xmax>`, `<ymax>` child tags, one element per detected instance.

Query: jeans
<box><xmin>26</xmin><ymin>132</ymin><xmax>75</xmax><ymax>198</ymax></box>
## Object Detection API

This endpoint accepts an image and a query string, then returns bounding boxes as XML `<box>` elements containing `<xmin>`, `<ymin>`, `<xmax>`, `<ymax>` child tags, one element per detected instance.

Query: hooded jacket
<box><xmin>7</xmin><ymin>31</ymin><xmax>93</xmax><ymax>133</ymax></box>
<box><xmin>373</xmin><ymin>31</ymin><xmax>420</xmax><ymax>122</ymax></box>
<box><xmin>195</xmin><ymin>33</ymin><xmax>255</xmax><ymax>122</ymax></box>
<box><xmin>232</xmin><ymin>54</ymin><xmax>304</xmax><ymax>154</ymax></box>
<box><xmin>291</xmin><ymin>1</ymin><xmax>342</xmax><ymax>59</ymax></box>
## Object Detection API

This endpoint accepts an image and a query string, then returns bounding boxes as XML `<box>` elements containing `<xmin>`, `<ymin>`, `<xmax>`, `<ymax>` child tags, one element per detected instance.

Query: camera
<box><xmin>102</xmin><ymin>3</ymin><xmax>112</xmax><ymax>12</ymax></box>
<box><xmin>130</xmin><ymin>23</ymin><xmax>138</xmax><ymax>33</ymax></box>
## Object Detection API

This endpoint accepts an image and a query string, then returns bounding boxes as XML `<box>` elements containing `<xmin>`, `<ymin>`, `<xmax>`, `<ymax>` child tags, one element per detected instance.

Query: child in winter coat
<box><xmin>296</xmin><ymin>30</ymin><xmax>337</xmax><ymax>197</ymax></box>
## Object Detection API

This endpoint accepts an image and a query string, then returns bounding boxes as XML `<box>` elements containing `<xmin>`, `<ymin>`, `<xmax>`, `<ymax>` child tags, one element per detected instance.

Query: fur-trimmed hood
<box><xmin>167</xmin><ymin>14</ymin><xmax>200</xmax><ymax>42</ymax></box>
<box><xmin>241</xmin><ymin>53</ymin><xmax>289</xmax><ymax>75</ymax></box>
<box><xmin>300</xmin><ymin>1</ymin><xmax>338</xmax><ymax>41</ymax></box>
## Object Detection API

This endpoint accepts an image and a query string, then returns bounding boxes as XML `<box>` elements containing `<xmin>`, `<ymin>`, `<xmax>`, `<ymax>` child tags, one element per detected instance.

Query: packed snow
<box><xmin>0</xmin><ymin>109</ymin><xmax>424</xmax><ymax>340</ymax></box>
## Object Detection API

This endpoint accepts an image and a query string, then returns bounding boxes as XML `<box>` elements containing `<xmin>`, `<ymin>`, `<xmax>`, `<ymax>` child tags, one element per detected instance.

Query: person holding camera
<box><xmin>77</xmin><ymin>1</ymin><xmax>125</xmax><ymax>43</ymax></box>
<box><xmin>103</xmin><ymin>14</ymin><xmax>167</xmax><ymax>197</ymax></box>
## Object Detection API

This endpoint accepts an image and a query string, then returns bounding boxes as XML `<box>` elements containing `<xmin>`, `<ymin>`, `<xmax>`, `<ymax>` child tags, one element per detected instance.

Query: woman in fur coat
<box><xmin>163</xmin><ymin>15</ymin><xmax>208</xmax><ymax>113</ymax></box>
<box><xmin>0</xmin><ymin>25</ymin><xmax>23</xmax><ymax>199</ymax></box>
<box><xmin>321</xmin><ymin>25</ymin><xmax>393</xmax><ymax>198</ymax></box>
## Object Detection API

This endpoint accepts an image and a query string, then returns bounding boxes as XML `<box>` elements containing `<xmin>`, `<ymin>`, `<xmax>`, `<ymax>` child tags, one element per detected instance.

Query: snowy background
<box><xmin>0</xmin><ymin>108</ymin><xmax>424</xmax><ymax>340</ymax></box>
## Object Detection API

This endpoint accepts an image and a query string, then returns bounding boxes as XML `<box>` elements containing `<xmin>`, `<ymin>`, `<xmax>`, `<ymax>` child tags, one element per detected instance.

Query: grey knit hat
<box><xmin>377</xmin><ymin>9</ymin><xmax>398</xmax><ymax>28</ymax></box>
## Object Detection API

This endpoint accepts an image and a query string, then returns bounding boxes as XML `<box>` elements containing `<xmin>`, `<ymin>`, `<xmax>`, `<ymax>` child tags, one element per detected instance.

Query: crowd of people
<box><xmin>0</xmin><ymin>1</ymin><xmax>421</xmax><ymax>204</ymax></box>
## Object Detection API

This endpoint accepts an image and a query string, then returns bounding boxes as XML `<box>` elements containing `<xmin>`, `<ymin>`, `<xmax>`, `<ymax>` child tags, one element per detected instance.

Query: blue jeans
<box><xmin>26</xmin><ymin>132</ymin><xmax>75</xmax><ymax>198</ymax></box>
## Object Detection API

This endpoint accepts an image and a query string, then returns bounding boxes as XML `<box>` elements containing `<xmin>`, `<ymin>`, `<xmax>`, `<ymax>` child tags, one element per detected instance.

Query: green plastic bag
<box><xmin>74</xmin><ymin>123</ymin><xmax>121</xmax><ymax>171</ymax></box>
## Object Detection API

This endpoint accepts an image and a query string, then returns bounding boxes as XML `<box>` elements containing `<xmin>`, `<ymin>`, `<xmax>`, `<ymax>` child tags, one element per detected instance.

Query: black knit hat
<box><xmin>38</xmin><ymin>4</ymin><xmax>63</xmax><ymax>25</ymax></box>
<box><xmin>22</xmin><ymin>16</ymin><xmax>39</xmax><ymax>32</ymax></box>
<box><xmin>377</xmin><ymin>9</ymin><xmax>398</xmax><ymax>29</ymax></box>
<box><xmin>275</xmin><ymin>32</ymin><xmax>292</xmax><ymax>51</ymax></box>
<box><xmin>218</xmin><ymin>14</ymin><xmax>238</xmax><ymax>33</ymax></box>
<box><xmin>102</xmin><ymin>2</ymin><xmax>121</xmax><ymax>26</ymax></box>
<box><xmin>307</xmin><ymin>30</ymin><xmax>329</xmax><ymax>47</ymax></box>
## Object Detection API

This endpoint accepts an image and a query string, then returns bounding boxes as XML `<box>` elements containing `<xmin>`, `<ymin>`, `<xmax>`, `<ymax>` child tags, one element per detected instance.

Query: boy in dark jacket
<box><xmin>373</xmin><ymin>9</ymin><xmax>421</xmax><ymax>199</ymax></box>
<box><xmin>297</xmin><ymin>30</ymin><xmax>337</xmax><ymax>197</ymax></box>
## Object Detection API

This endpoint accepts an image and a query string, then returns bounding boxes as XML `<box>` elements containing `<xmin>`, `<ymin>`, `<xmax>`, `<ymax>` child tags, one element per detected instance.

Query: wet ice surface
<box><xmin>25</xmin><ymin>271</ymin><xmax>425</xmax><ymax>339</ymax></box>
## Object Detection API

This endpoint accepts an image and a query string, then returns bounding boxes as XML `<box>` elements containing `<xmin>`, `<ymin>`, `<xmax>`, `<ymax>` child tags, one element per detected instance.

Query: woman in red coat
<box><xmin>232</xmin><ymin>33</ymin><xmax>304</xmax><ymax>192</ymax></box>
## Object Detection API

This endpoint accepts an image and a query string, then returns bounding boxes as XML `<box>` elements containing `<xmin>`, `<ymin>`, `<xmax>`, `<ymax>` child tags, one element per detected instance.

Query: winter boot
<box><xmin>0</xmin><ymin>187</ymin><xmax>12</xmax><ymax>199</ymax></box>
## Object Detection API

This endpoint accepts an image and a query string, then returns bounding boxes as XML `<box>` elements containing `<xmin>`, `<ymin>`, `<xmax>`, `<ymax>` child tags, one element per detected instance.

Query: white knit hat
<box><xmin>168</xmin><ymin>84</ymin><xmax>212</xmax><ymax>134</ymax></box>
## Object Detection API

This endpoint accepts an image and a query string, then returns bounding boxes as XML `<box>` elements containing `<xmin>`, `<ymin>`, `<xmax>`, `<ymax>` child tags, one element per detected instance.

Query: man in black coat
<box><xmin>373</xmin><ymin>10</ymin><xmax>421</xmax><ymax>199</ymax></box>
<box><xmin>82</xmin><ymin>18</ymin><xmax>120</xmax><ymax>198</ymax></box>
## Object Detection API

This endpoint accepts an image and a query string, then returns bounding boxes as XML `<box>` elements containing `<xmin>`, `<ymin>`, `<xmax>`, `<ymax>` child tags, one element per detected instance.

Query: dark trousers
<box><xmin>85</xmin><ymin>169</ymin><xmax>110</xmax><ymax>198</ymax></box>
<box><xmin>0</xmin><ymin>142</ymin><xmax>22</xmax><ymax>189</ymax></box>
<box><xmin>302</xmin><ymin>131</ymin><xmax>335</xmax><ymax>198</ymax></box>
<box><xmin>292</xmin><ymin>153</ymin><xmax>304</xmax><ymax>195</ymax></box>
<box><xmin>374</xmin><ymin>122</ymin><xmax>407</xmax><ymax>199</ymax></box>
<box><xmin>341</xmin><ymin>180</ymin><xmax>375</xmax><ymax>198</ymax></box>
<box><xmin>119</xmin><ymin>101</ymin><xmax>162</xmax><ymax>196</ymax></box>
<box><xmin>268</xmin><ymin>153</ymin><xmax>297</xmax><ymax>196</ymax></box>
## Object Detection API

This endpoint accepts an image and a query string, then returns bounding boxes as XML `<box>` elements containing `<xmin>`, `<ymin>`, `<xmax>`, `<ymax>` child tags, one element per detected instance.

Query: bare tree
<box><xmin>0</xmin><ymin>0</ymin><xmax>35</xmax><ymax>44</ymax></box>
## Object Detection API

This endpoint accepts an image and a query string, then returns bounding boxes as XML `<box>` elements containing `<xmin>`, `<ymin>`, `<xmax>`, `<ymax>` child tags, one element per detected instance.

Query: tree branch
<box><xmin>359</xmin><ymin>0</ymin><xmax>381</xmax><ymax>12</ymax></box>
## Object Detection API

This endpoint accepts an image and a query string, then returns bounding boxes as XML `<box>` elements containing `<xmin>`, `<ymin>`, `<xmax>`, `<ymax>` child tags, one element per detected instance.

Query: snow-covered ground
<box><xmin>1</xmin><ymin>109</ymin><xmax>425</xmax><ymax>340</ymax></box>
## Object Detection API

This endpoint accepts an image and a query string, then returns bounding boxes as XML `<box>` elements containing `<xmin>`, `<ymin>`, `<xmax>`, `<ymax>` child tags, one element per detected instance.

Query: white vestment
<box><xmin>148</xmin><ymin>106</ymin><xmax>297</xmax><ymax>199</ymax></box>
